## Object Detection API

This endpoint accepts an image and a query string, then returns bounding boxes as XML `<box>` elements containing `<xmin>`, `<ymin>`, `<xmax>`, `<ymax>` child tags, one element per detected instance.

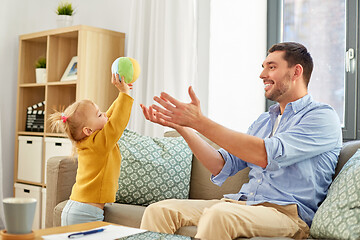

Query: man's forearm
<box><xmin>192</xmin><ymin>115</ymin><xmax>268</xmax><ymax>168</ymax></box>
<box><xmin>177</xmin><ymin>127</ymin><xmax>225</xmax><ymax>175</ymax></box>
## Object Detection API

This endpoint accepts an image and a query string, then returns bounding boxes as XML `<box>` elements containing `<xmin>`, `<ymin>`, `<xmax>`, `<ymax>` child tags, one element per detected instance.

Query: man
<box><xmin>139</xmin><ymin>42</ymin><xmax>342</xmax><ymax>239</ymax></box>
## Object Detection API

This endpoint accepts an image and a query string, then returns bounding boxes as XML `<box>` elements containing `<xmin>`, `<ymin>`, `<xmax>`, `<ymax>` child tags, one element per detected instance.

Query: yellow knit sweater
<box><xmin>70</xmin><ymin>92</ymin><xmax>133</xmax><ymax>203</ymax></box>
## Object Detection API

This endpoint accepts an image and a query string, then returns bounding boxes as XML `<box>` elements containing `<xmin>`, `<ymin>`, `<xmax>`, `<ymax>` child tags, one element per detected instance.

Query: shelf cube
<box><xmin>14</xmin><ymin>183</ymin><xmax>42</xmax><ymax>230</ymax></box>
<box><xmin>44</xmin><ymin>137</ymin><xmax>72</xmax><ymax>184</ymax></box>
<box><xmin>18</xmin><ymin>136</ymin><xmax>43</xmax><ymax>183</ymax></box>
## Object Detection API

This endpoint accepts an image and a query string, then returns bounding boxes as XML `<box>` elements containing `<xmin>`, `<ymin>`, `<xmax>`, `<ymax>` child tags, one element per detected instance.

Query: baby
<box><xmin>49</xmin><ymin>74</ymin><xmax>134</xmax><ymax>225</ymax></box>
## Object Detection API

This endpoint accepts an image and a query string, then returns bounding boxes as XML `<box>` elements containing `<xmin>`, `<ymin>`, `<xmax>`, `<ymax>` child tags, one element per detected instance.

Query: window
<box><xmin>267</xmin><ymin>0</ymin><xmax>359</xmax><ymax>140</ymax></box>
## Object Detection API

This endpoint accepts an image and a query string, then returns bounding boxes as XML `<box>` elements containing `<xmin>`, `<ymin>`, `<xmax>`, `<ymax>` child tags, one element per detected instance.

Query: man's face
<box><xmin>260</xmin><ymin>51</ymin><xmax>294</xmax><ymax>103</ymax></box>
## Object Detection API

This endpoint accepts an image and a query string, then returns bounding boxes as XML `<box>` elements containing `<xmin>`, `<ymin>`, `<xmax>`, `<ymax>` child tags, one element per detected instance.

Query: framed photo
<box><xmin>60</xmin><ymin>56</ymin><xmax>78</xmax><ymax>82</ymax></box>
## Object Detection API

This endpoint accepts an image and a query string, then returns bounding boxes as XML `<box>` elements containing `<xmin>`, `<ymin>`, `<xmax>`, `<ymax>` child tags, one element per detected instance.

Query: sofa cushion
<box><xmin>116</xmin><ymin>129</ymin><xmax>192</xmax><ymax>206</ymax></box>
<box><xmin>310</xmin><ymin>149</ymin><xmax>360</xmax><ymax>239</ymax></box>
<box><xmin>165</xmin><ymin>131</ymin><xmax>249</xmax><ymax>200</ymax></box>
<box><xmin>104</xmin><ymin>203</ymin><xmax>146</xmax><ymax>228</ymax></box>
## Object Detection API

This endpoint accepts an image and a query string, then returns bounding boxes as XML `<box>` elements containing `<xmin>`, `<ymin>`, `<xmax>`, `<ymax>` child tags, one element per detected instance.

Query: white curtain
<box><xmin>0</xmin><ymin>111</ymin><xmax>4</xmax><ymax>229</ymax></box>
<box><xmin>127</xmin><ymin>0</ymin><xmax>198</xmax><ymax>137</ymax></box>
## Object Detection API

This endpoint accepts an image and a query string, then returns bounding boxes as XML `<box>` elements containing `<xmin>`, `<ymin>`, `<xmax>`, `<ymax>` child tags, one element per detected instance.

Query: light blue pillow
<box><xmin>310</xmin><ymin>149</ymin><xmax>360</xmax><ymax>239</ymax></box>
<box><xmin>116</xmin><ymin>129</ymin><xmax>192</xmax><ymax>206</ymax></box>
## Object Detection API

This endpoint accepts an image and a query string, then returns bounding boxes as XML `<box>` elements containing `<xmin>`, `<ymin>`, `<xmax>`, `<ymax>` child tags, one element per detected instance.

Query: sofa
<box><xmin>45</xmin><ymin>131</ymin><xmax>360</xmax><ymax>238</ymax></box>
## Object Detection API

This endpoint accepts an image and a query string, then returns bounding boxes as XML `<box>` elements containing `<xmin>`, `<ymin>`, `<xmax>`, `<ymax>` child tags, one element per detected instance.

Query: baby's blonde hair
<box><xmin>48</xmin><ymin>99</ymin><xmax>96</xmax><ymax>142</ymax></box>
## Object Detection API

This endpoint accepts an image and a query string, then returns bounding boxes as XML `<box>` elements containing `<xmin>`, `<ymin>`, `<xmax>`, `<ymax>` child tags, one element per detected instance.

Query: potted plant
<box><xmin>35</xmin><ymin>57</ymin><xmax>46</xmax><ymax>83</ymax></box>
<box><xmin>56</xmin><ymin>1</ymin><xmax>75</xmax><ymax>28</ymax></box>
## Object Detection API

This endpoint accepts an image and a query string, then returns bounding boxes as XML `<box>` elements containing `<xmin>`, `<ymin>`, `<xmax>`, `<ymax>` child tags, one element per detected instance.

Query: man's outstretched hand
<box><xmin>140</xmin><ymin>103</ymin><xmax>180</xmax><ymax>129</ymax></box>
<box><xmin>145</xmin><ymin>86</ymin><xmax>202</xmax><ymax>130</ymax></box>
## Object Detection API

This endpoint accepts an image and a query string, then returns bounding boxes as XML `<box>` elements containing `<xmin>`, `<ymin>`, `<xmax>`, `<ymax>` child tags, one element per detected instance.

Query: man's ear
<box><xmin>83</xmin><ymin>127</ymin><xmax>92</xmax><ymax>136</ymax></box>
<box><xmin>293</xmin><ymin>64</ymin><xmax>303</xmax><ymax>80</ymax></box>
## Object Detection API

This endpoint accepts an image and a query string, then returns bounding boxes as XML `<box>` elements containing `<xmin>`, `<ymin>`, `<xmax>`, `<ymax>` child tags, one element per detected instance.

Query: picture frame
<box><xmin>60</xmin><ymin>56</ymin><xmax>78</xmax><ymax>82</ymax></box>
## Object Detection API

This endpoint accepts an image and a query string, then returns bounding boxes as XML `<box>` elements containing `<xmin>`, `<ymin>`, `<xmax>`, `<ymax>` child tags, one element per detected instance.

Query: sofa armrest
<box><xmin>334</xmin><ymin>140</ymin><xmax>360</xmax><ymax>179</ymax></box>
<box><xmin>45</xmin><ymin>156</ymin><xmax>78</xmax><ymax>228</ymax></box>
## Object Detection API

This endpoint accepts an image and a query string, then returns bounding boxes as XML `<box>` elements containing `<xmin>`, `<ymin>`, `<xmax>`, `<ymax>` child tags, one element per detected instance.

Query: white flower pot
<box><xmin>56</xmin><ymin>15</ymin><xmax>73</xmax><ymax>28</ymax></box>
<box><xmin>35</xmin><ymin>68</ymin><xmax>46</xmax><ymax>83</ymax></box>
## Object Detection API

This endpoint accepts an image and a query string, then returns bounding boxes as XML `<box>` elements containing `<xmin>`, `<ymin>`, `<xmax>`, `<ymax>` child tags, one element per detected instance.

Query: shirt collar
<box><xmin>269</xmin><ymin>94</ymin><xmax>313</xmax><ymax>115</ymax></box>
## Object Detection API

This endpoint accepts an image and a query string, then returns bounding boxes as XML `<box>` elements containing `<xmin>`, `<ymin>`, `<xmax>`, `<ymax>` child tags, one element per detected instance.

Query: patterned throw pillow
<box><xmin>116</xmin><ymin>129</ymin><xmax>192</xmax><ymax>206</ymax></box>
<box><xmin>310</xmin><ymin>149</ymin><xmax>360</xmax><ymax>239</ymax></box>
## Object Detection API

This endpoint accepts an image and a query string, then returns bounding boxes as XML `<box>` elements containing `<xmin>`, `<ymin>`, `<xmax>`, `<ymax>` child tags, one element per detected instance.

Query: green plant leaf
<box><xmin>35</xmin><ymin>57</ymin><xmax>46</xmax><ymax>68</ymax></box>
<box><xmin>56</xmin><ymin>1</ymin><xmax>75</xmax><ymax>16</ymax></box>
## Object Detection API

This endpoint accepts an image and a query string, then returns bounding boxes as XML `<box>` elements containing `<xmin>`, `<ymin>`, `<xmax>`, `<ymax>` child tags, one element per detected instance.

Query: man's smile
<box><xmin>264</xmin><ymin>80</ymin><xmax>274</xmax><ymax>91</ymax></box>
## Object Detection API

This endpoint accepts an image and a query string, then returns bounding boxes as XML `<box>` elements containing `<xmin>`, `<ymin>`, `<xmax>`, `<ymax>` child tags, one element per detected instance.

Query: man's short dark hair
<box><xmin>268</xmin><ymin>42</ymin><xmax>313</xmax><ymax>86</ymax></box>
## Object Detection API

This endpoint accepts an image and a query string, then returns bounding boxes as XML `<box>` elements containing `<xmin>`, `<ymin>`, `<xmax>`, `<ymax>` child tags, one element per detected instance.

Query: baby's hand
<box><xmin>111</xmin><ymin>73</ymin><xmax>132</xmax><ymax>95</ymax></box>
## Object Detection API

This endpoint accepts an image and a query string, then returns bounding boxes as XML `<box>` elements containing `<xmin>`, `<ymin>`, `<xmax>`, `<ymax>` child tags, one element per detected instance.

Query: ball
<box><xmin>111</xmin><ymin>57</ymin><xmax>140</xmax><ymax>84</ymax></box>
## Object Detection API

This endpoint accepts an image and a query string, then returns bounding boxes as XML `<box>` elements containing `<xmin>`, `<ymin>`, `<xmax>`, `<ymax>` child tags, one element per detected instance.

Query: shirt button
<box><xmin>257</xmin><ymin>179</ymin><xmax>261</xmax><ymax>183</ymax></box>
<box><xmin>250</xmin><ymin>192</ymin><xmax>254</xmax><ymax>196</ymax></box>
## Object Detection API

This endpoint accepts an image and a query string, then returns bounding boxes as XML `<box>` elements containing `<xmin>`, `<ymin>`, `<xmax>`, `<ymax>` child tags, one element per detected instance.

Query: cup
<box><xmin>3</xmin><ymin>197</ymin><xmax>37</xmax><ymax>234</ymax></box>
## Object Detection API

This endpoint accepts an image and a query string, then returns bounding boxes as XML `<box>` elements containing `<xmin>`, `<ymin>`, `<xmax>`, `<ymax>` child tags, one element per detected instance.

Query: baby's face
<box><xmin>87</xmin><ymin>104</ymin><xmax>108</xmax><ymax>132</ymax></box>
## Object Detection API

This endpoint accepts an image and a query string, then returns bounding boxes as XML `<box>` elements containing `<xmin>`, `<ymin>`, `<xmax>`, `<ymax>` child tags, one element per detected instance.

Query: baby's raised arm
<box><xmin>111</xmin><ymin>73</ymin><xmax>132</xmax><ymax>95</ymax></box>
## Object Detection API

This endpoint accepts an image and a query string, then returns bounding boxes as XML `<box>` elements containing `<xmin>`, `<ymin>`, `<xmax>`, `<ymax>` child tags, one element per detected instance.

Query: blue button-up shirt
<box><xmin>212</xmin><ymin>94</ymin><xmax>342</xmax><ymax>226</ymax></box>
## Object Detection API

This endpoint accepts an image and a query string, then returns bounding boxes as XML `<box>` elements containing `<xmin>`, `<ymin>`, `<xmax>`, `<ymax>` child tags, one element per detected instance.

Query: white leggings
<box><xmin>61</xmin><ymin>200</ymin><xmax>104</xmax><ymax>226</ymax></box>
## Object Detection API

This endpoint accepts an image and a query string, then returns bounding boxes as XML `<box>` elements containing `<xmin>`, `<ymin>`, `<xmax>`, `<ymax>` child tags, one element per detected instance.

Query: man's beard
<box><xmin>265</xmin><ymin>74</ymin><xmax>291</xmax><ymax>102</ymax></box>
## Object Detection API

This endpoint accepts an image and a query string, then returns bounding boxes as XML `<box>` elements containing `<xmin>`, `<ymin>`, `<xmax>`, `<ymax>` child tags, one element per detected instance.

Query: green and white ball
<box><xmin>111</xmin><ymin>57</ymin><xmax>140</xmax><ymax>84</ymax></box>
